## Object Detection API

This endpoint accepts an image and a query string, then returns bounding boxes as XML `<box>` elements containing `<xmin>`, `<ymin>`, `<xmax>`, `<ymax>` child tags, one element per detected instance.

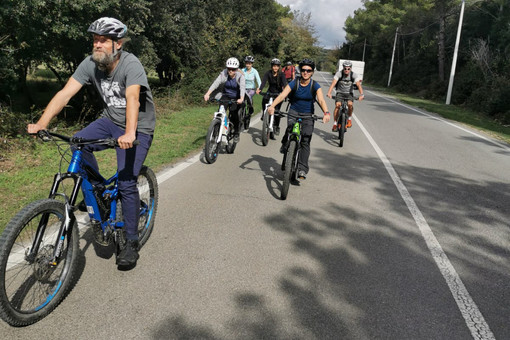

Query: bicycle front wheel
<box><xmin>261</xmin><ymin>111</ymin><xmax>270</xmax><ymax>146</ymax></box>
<box><xmin>281</xmin><ymin>140</ymin><xmax>297</xmax><ymax>200</ymax></box>
<box><xmin>338</xmin><ymin>112</ymin><xmax>346</xmax><ymax>147</ymax></box>
<box><xmin>205</xmin><ymin>119</ymin><xmax>221</xmax><ymax>164</ymax></box>
<box><xmin>0</xmin><ymin>199</ymin><xmax>79</xmax><ymax>327</ymax></box>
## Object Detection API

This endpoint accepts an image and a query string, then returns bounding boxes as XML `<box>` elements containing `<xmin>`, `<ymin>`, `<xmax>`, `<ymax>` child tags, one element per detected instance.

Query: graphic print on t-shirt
<box><xmin>101</xmin><ymin>79</ymin><xmax>126</xmax><ymax>108</ymax></box>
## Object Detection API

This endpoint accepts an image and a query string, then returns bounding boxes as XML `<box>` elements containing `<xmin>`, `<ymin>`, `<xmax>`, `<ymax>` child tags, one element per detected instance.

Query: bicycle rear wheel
<box><xmin>205</xmin><ymin>119</ymin><xmax>221</xmax><ymax>164</ymax></box>
<box><xmin>225</xmin><ymin>122</ymin><xmax>237</xmax><ymax>154</ymax></box>
<box><xmin>115</xmin><ymin>166</ymin><xmax>159</xmax><ymax>248</ymax></box>
<box><xmin>281</xmin><ymin>140</ymin><xmax>297</xmax><ymax>200</ymax></box>
<box><xmin>136</xmin><ymin>166</ymin><xmax>158</xmax><ymax>246</ymax></box>
<box><xmin>338</xmin><ymin>112</ymin><xmax>347</xmax><ymax>147</ymax></box>
<box><xmin>261</xmin><ymin>111</ymin><xmax>270</xmax><ymax>146</ymax></box>
<box><xmin>0</xmin><ymin>199</ymin><xmax>79</xmax><ymax>326</ymax></box>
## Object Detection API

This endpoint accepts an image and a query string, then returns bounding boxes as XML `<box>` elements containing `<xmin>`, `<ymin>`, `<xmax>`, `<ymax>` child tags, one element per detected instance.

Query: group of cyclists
<box><xmin>26</xmin><ymin>16</ymin><xmax>364</xmax><ymax>267</ymax></box>
<box><xmin>203</xmin><ymin>56</ymin><xmax>364</xmax><ymax>180</ymax></box>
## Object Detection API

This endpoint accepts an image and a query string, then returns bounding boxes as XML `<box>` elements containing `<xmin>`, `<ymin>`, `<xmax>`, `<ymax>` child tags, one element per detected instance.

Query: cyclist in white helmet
<box><xmin>27</xmin><ymin>17</ymin><xmax>156</xmax><ymax>267</ymax></box>
<box><xmin>327</xmin><ymin>60</ymin><xmax>364</xmax><ymax>131</ymax></box>
<box><xmin>204</xmin><ymin>57</ymin><xmax>246</xmax><ymax>142</ymax></box>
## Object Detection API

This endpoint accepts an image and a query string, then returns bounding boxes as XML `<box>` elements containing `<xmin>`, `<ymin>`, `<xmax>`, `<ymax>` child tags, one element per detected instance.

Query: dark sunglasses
<box><xmin>227</xmin><ymin>68</ymin><xmax>237</xmax><ymax>71</ymax></box>
<box><xmin>301</xmin><ymin>69</ymin><xmax>313</xmax><ymax>73</ymax></box>
<box><xmin>344</xmin><ymin>67</ymin><xmax>351</xmax><ymax>70</ymax></box>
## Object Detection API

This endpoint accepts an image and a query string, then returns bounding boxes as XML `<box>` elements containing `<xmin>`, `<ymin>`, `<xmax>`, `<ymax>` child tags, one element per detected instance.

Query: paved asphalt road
<box><xmin>2</xmin><ymin>71</ymin><xmax>509</xmax><ymax>339</ymax></box>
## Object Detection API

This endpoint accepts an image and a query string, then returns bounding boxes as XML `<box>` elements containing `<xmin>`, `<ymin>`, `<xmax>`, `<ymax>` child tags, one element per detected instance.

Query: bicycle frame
<box><xmin>212</xmin><ymin>104</ymin><xmax>230</xmax><ymax>145</ymax></box>
<box><xmin>29</xmin><ymin>146</ymin><xmax>122</xmax><ymax>266</ymax></box>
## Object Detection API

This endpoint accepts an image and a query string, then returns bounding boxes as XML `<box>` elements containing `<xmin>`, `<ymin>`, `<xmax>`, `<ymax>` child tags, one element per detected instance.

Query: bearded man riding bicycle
<box><xmin>326</xmin><ymin>60</ymin><xmax>364</xmax><ymax>131</ymax></box>
<box><xmin>27</xmin><ymin>17</ymin><xmax>156</xmax><ymax>267</ymax></box>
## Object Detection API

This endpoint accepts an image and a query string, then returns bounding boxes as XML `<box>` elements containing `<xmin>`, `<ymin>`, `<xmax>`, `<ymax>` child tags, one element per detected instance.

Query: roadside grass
<box><xmin>368</xmin><ymin>85</ymin><xmax>510</xmax><ymax>145</ymax></box>
<box><xmin>0</xmin><ymin>95</ymin><xmax>262</xmax><ymax>233</ymax></box>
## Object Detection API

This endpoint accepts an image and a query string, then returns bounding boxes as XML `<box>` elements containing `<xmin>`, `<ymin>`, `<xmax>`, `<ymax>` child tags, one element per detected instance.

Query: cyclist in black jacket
<box><xmin>257</xmin><ymin>58</ymin><xmax>287</xmax><ymax>139</ymax></box>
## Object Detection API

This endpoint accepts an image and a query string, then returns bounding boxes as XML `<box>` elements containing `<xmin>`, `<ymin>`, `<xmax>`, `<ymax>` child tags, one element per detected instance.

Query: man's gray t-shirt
<box><xmin>72</xmin><ymin>52</ymin><xmax>156</xmax><ymax>135</ymax></box>
<box><xmin>333</xmin><ymin>71</ymin><xmax>361</xmax><ymax>95</ymax></box>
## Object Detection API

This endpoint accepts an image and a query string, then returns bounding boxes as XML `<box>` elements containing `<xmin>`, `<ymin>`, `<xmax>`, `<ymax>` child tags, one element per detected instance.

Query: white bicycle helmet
<box><xmin>88</xmin><ymin>17</ymin><xmax>127</xmax><ymax>40</ymax></box>
<box><xmin>226</xmin><ymin>57</ymin><xmax>240</xmax><ymax>68</ymax></box>
<box><xmin>342</xmin><ymin>60</ymin><xmax>353</xmax><ymax>68</ymax></box>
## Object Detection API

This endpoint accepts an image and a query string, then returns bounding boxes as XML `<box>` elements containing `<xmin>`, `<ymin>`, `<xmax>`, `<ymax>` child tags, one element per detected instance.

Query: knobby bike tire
<box><xmin>0</xmin><ymin>199</ymin><xmax>79</xmax><ymax>327</ymax></box>
<box><xmin>339</xmin><ymin>112</ymin><xmax>347</xmax><ymax>147</ymax></box>
<box><xmin>281</xmin><ymin>140</ymin><xmax>297</xmax><ymax>200</ymax></box>
<box><xmin>205</xmin><ymin>119</ymin><xmax>221</xmax><ymax>164</ymax></box>
<box><xmin>115</xmin><ymin>166</ymin><xmax>159</xmax><ymax>248</ymax></box>
<box><xmin>261</xmin><ymin>111</ymin><xmax>270</xmax><ymax>146</ymax></box>
<box><xmin>225</xmin><ymin>122</ymin><xmax>237</xmax><ymax>154</ymax></box>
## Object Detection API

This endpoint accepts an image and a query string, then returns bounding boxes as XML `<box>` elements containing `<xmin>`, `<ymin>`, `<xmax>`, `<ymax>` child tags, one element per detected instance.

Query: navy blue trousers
<box><xmin>74</xmin><ymin>118</ymin><xmax>153</xmax><ymax>240</ymax></box>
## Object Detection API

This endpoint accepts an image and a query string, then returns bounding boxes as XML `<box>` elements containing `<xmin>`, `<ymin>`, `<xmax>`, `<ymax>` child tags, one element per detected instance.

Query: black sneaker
<box><xmin>77</xmin><ymin>200</ymin><xmax>87</xmax><ymax>212</ymax></box>
<box><xmin>270</xmin><ymin>132</ymin><xmax>276</xmax><ymax>140</ymax></box>
<box><xmin>298</xmin><ymin>170</ymin><xmax>307</xmax><ymax>180</ymax></box>
<box><xmin>244</xmin><ymin>117</ymin><xmax>251</xmax><ymax>130</ymax></box>
<box><xmin>117</xmin><ymin>239</ymin><xmax>140</xmax><ymax>266</ymax></box>
<box><xmin>280</xmin><ymin>145</ymin><xmax>286</xmax><ymax>154</ymax></box>
<box><xmin>274</xmin><ymin>127</ymin><xmax>280</xmax><ymax>136</ymax></box>
<box><xmin>233</xmin><ymin>134</ymin><xmax>240</xmax><ymax>143</ymax></box>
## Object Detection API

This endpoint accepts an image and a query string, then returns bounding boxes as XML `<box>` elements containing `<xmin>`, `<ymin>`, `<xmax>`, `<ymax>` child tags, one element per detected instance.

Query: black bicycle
<box><xmin>204</xmin><ymin>99</ymin><xmax>239</xmax><ymax>164</ymax></box>
<box><xmin>280</xmin><ymin>113</ymin><xmax>322</xmax><ymax>200</ymax></box>
<box><xmin>335</xmin><ymin>96</ymin><xmax>359</xmax><ymax>147</ymax></box>
<box><xmin>0</xmin><ymin>131</ymin><xmax>158</xmax><ymax>326</ymax></box>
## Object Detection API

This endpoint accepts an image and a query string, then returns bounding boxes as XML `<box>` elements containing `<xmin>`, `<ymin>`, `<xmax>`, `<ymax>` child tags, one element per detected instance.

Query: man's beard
<box><xmin>92</xmin><ymin>48</ymin><xmax>116</xmax><ymax>72</ymax></box>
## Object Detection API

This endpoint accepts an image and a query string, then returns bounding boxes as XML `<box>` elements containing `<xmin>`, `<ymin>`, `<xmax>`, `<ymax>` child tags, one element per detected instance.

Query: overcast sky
<box><xmin>276</xmin><ymin>0</ymin><xmax>365</xmax><ymax>49</ymax></box>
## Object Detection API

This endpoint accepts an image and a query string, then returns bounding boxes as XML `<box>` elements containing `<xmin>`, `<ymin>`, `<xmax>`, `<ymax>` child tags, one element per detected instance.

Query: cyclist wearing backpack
<box><xmin>326</xmin><ymin>60</ymin><xmax>364</xmax><ymax>131</ymax></box>
<box><xmin>267</xmin><ymin>58</ymin><xmax>330</xmax><ymax>180</ymax></box>
<box><xmin>257</xmin><ymin>58</ymin><xmax>287</xmax><ymax>139</ymax></box>
<box><xmin>27</xmin><ymin>17</ymin><xmax>156</xmax><ymax>267</ymax></box>
<box><xmin>204</xmin><ymin>57</ymin><xmax>246</xmax><ymax>142</ymax></box>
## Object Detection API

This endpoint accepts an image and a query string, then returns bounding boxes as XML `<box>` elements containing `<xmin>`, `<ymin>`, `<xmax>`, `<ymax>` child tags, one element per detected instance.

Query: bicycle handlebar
<box><xmin>209</xmin><ymin>98</ymin><xmax>235</xmax><ymax>105</ymax></box>
<box><xmin>33</xmin><ymin>130</ymin><xmax>140</xmax><ymax>147</ymax></box>
<box><xmin>278</xmin><ymin>112</ymin><xmax>324</xmax><ymax>121</ymax></box>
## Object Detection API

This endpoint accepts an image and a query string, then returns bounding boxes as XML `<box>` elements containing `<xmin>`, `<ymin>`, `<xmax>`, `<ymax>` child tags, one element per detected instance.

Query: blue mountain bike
<box><xmin>0</xmin><ymin>130</ymin><xmax>158</xmax><ymax>326</ymax></box>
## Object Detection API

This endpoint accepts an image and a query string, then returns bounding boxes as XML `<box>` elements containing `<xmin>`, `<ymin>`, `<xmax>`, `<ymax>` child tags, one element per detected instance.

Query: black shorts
<box><xmin>335</xmin><ymin>92</ymin><xmax>354</xmax><ymax>103</ymax></box>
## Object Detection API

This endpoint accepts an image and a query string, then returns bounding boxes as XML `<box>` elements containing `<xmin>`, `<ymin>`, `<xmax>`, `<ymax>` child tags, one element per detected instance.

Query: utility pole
<box><xmin>388</xmin><ymin>27</ymin><xmax>399</xmax><ymax>87</ymax></box>
<box><xmin>362</xmin><ymin>38</ymin><xmax>367</xmax><ymax>61</ymax></box>
<box><xmin>446</xmin><ymin>0</ymin><xmax>465</xmax><ymax>105</ymax></box>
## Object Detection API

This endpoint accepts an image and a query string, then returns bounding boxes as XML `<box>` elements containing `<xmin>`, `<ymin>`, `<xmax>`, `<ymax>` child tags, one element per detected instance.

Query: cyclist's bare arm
<box><xmin>28</xmin><ymin>77</ymin><xmax>83</xmax><ymax>134</ymax></box>
<box><xmin>316</xmin><ymin>88</ymin><xmax>330</xmax><ymax>123</ymax></box>
<box><xmin>327</xmin><ymin>79</ymin><xmax>338</xmax><ymax>98</ymax></box>
<box><xmin>268</xmin><ymin>85</ymin><xmax>292</xmax><ymax>115</ymax></box>
<box><xmin>356</xmin><ymin>80</ymin><xmax>365</xmax><ymax>101</ymax></box>
<box><xmin>118</xmin><ymin>84</ymin><xmax>140</xmax><ymax>149</ymax></box>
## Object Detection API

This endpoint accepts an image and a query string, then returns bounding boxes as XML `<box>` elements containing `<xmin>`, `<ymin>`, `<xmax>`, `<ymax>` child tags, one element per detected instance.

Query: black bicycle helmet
<box><xmin>88</xmin><ymin>17</ymin><xmax>127</xmax><ymax>40</ymax></box>
<box><xmin>298</xmin><ymin>58</ymin><xmax>315</xmax><ymax>70</ymax></box>
<box><xmin>271</xmin><ymin>58</ymin><xmax>281</xmax><ymax>65</ymax></box>
<box><xmin>245</xmin><ymin>55</ymin><xmax>255</xmax><ymax>63</ymax></box>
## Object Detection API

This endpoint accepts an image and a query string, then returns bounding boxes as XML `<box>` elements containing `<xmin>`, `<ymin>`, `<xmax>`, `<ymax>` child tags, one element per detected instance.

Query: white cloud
<box><xmin>276</xmin><ymin>0</ymin><xmax>364</xmax><ymax>49</ymax></box>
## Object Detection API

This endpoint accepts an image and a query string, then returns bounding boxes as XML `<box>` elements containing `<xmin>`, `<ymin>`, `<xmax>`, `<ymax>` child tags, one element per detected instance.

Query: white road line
<box><xmin>317</xmin><ymin>75</ymin><xmax>495</xmax><ymax>338</ymax></box>
<box><xmin>368</xmin><ymin>90</ymin><xmax>510</xmax><ymax>152</ymax></box>
<box><xmin>354</xmin><ymin>114</ymin><xmax>495</xmax><ymax>340</ymax></box>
